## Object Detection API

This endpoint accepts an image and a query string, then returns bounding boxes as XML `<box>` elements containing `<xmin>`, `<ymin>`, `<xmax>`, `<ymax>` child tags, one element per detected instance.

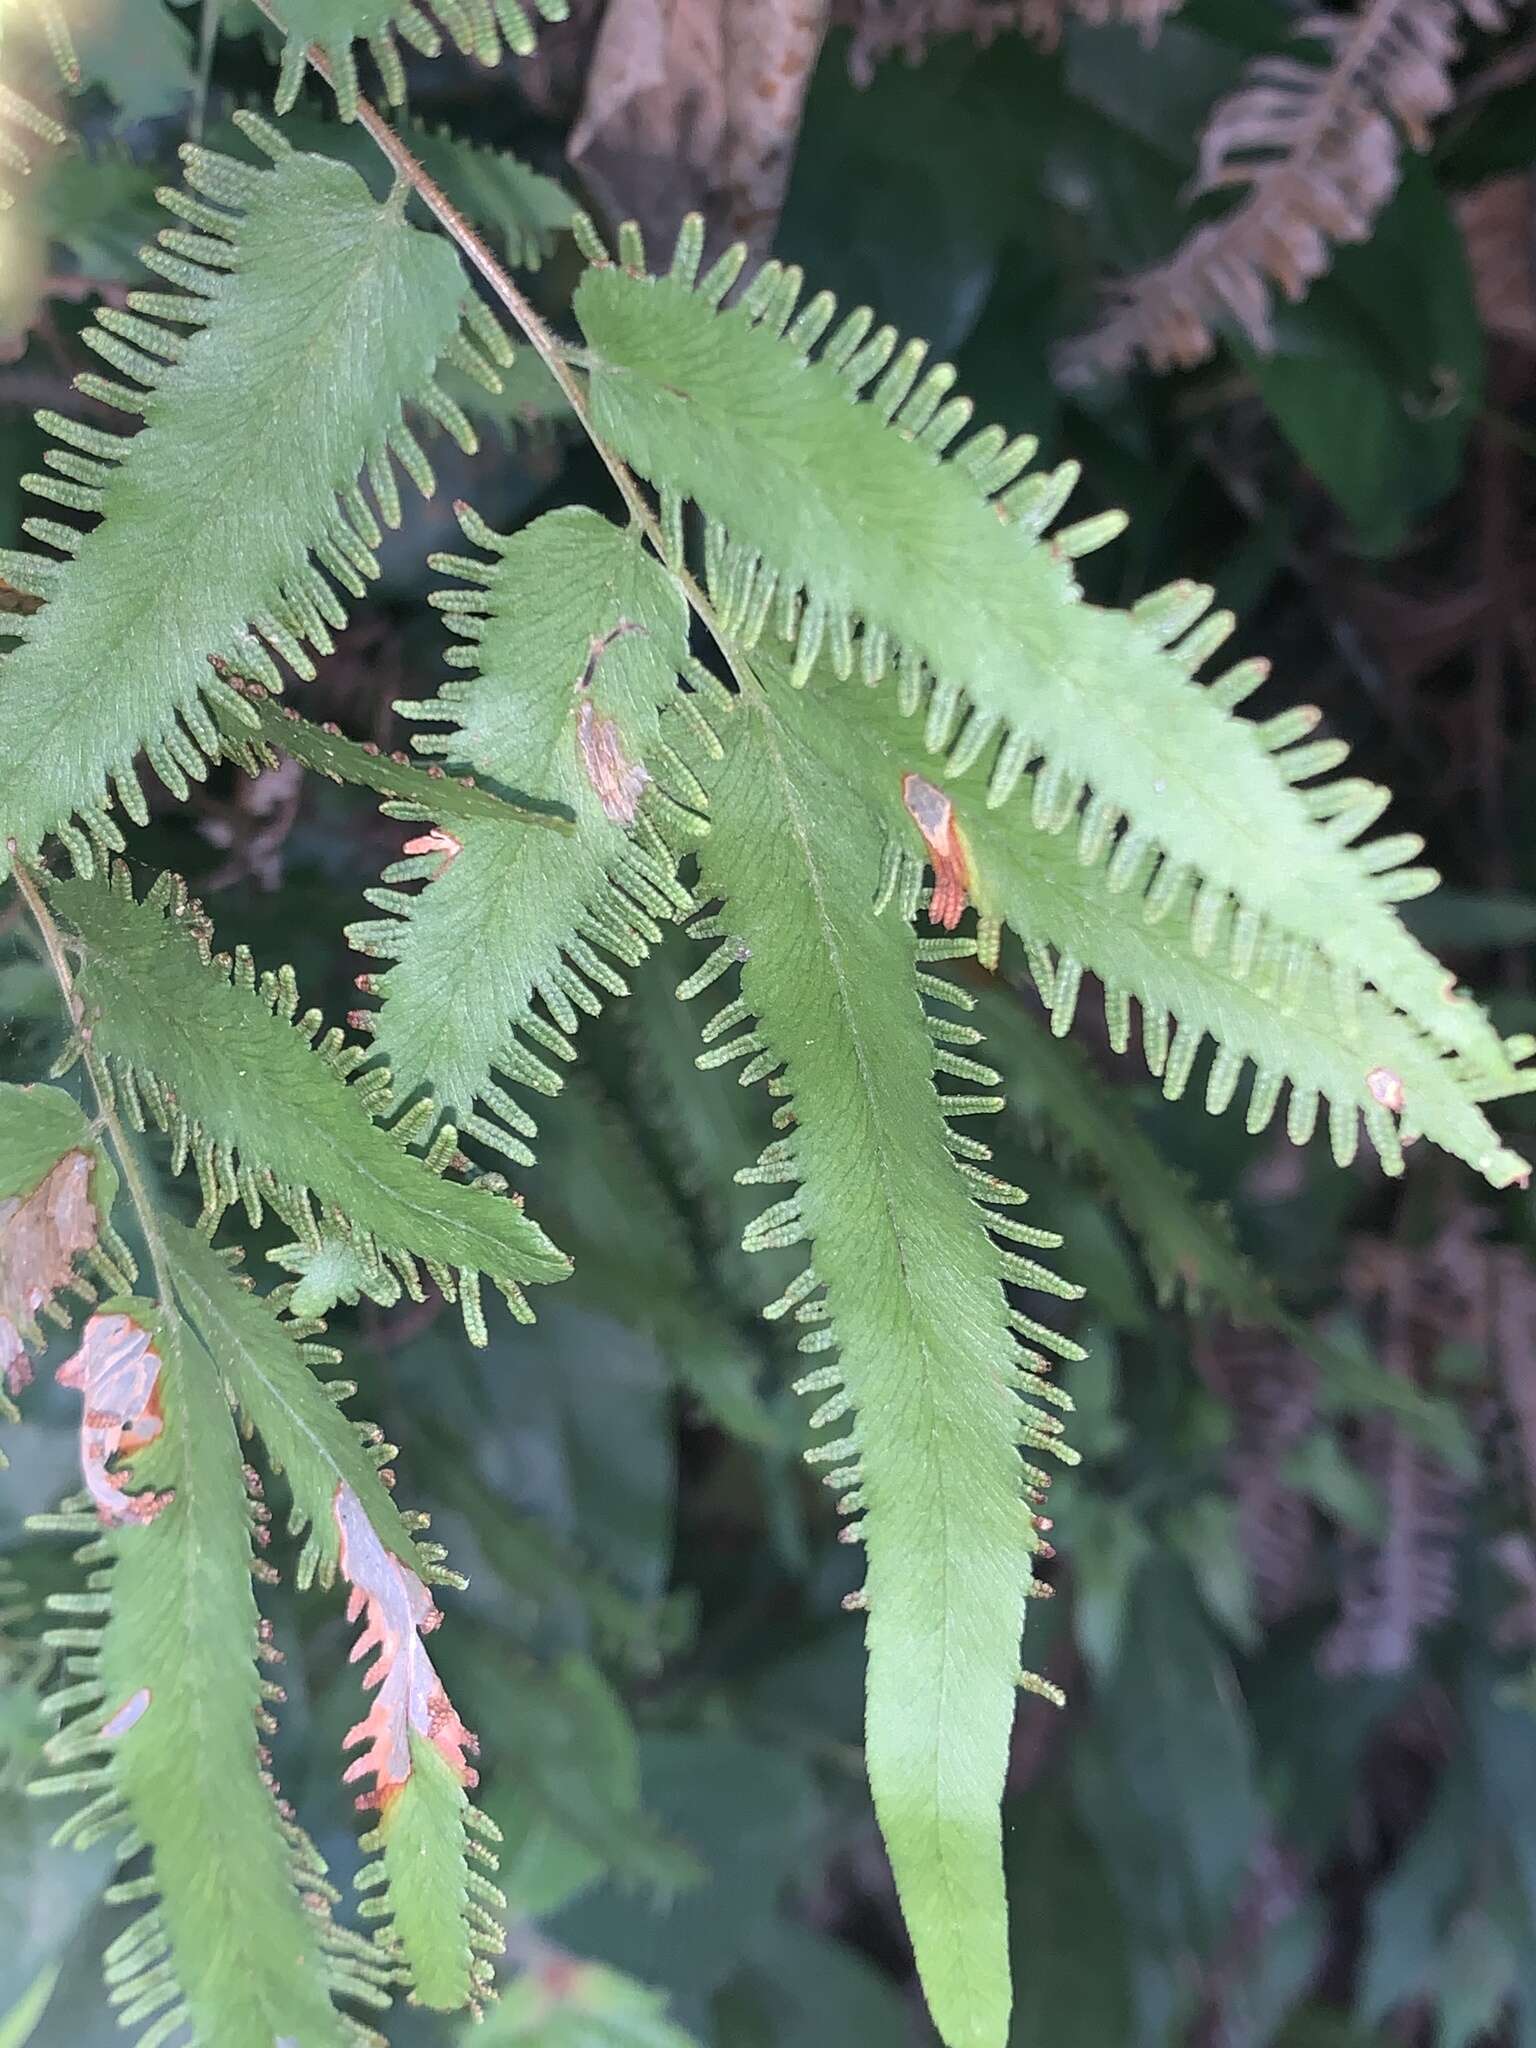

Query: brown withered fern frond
<box><xmin>1057</xmin><ymin>0</ymin><xmax>1512</xmax><ymax>383</ymax></box>
<box><xmin>1319</xmin><ymin>1220</ymin><xmax>1490</xmax><ymax>1677</ymax></box>
<box><xmin>834</xmin><ymin>0</ymin><xmax>1181</xmax><ymax>86</ymax></box>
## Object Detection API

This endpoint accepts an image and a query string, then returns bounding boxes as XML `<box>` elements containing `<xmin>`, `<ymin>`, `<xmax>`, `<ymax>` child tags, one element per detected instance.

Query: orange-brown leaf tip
<box><xmin>901</xmin><ymin>772</ymin><xmax>972</xmax><ymax>930</ymax></box>
<box><xmin>2</xmin><ymin>1148</ymin><xmax>99</xmax><ymax>1395</ymax></box>
<box><xmin>56</xmin><ymin>1313</ymin><xmax>174</xmax><ymax>1526</ymax></box>
<box><xmin>332</xmin><ymin>1484</ymin><xmax>479</xmax><ymax>1807</ymax></box>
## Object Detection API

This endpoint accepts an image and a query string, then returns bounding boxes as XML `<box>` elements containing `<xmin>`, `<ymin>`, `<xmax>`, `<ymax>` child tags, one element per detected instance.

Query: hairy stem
<box><xmin>248</xmin><ymin>0</ymin><xmax>761</xmax><ymax>698</ymax></box>
<box><xmin>8</xmin><ymin>861</ymin><xmax>174</xmax><ymax>1304</ymax></box>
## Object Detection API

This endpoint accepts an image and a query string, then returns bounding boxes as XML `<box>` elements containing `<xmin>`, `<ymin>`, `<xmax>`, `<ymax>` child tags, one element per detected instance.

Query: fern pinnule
<box><xmin>354</xmin><ymin>505</ymin><xmax>706</xmax><ymax>1165</ymax></box>
<box><xmin>683</xmin><ymin>689</ymin><xmax>1077</xmax><ymax>2048</ymax></box>
<box><xmin>1057</xmin><ymin>0</ymin><xmax>1512</xmax><ymax>379</ymax></box>
<box><xmin>0</xmin><ymin>113</ymin><xmax>513</xmax><ymax>882</ymax></box>
<box><xmin>48</xmin><ymin>864</ymin><xmax>569</xmax><ymax>1337</ymax></box>
<box><xmin>272</xmin><ymin>0</ymin><xmax>571</xmax><ymax>123</ymax></box>
<box><xmin>31</xmin><ymin>1304</ymin><xmax>393</xmax><ymax>2048</ymax></box>
<box><xmin>573</xmin><ymin>216</ymin><xmax>1514</xmax><ymax>1083</ymax></box>
<box><xmin>0</xmin><ymin>2</ymin><xmax>76</xmax><ymax>209</ymax></box>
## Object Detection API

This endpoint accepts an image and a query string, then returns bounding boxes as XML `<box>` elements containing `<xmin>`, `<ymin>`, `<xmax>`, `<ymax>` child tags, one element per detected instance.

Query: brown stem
<box><xmin>247</xmin><ymin>0</ymin><xmax>760</xmax><ymax>696</ymax></box>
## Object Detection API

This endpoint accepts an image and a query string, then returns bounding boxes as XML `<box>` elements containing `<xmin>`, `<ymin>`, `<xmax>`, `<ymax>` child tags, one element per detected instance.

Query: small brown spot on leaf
<box><xmin>577</xmin><ymin>699</ymin><xmax>650</xmax><ymax>824</ymax></box>
<box><xmin>1367</xmin><ymin>1067</ymin><xmax>1406</xmax><ymax>1113</ymax></box>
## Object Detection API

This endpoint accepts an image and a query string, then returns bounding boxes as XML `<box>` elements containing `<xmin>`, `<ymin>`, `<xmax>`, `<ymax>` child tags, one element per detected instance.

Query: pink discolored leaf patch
<box><xmin>0</xmin><ymin>1149</ymin><xmax>98</xmax><ymax>1397</ymax></box>
<box><xmin>333</xmin><ymin>1483</ymin><xmax>479</xmax><ymax>1813</ymax></box>
<box><xmin>56</xmin><ymin>1313</ymin><xmax>174</xmax><ymax>1527</ymax></box>
<box><xmin>902</xmin><ymin>772</ymin><xmax>973</xmax><ymax>931</ymax></box>
<box><xmin>576</xmin><ymin>698</ymin><xmax>650</xmax><ymax>824</ymax></box>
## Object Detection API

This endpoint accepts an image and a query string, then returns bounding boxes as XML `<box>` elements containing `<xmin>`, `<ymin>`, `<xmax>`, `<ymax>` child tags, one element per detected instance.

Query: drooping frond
<box><xmin>764</xmin><ymin>659</ymin><xmax>1534</xmax><ymax>1190</ymax></box>
<box><xmin>48</xmin><ymin>865</ymin><xmax>570</xmax><ymax>1334</ymax></box>
<box><xmin>0</xmin><ymin>1082</ymin><xmax>133</xmax><ymax>1408</ymax></box>
<box><xmin>0</xmin><ymin>112</ymin><xmax>511</xmax><ymax>879</ymax></box>
<box><xmin>31</xmin><ymin>1304</ymin><xmax>391</xmax><ymax>2047</ymax></box>
<box><xmin>482</xmin><ymin>1952</ymin><xmax>705</xmax><ymax>2045</ymax></box>
<box><xmin>572</xmin><ymin>220</ymin><xmax>1511</xmax><ymax>1073</ymax></box>
<box><xmin>1058</xmin><ymin>0</ymin><xmax>1512</xmax><ymax>379</ymax></box>
<box><xmin>0</xmin><ymin>3</ymin><xmax>76</xmax><ymax>209</ymax></box>
<box><xmin>271</xmin><ymin>0</ymin><xmax>571</xmax><ymax>122</ymax></box>
<box><xmin>353</xmin><ymin>505</ymin><xmax>702</xmax><ymax>1162</ymax></box>
<box><xmin>159</xmin><ymin>1222</ymin><xmax>507</xmax><ymax>2005</ymax></box>
<box><xmin>680</xmin><ymin>689</ymin><xmax>1077</xmax><ymax>2048</ymax></box>
<box><xmin>971</xmin><ymin>993</ymin><xmax>1275</xmax><ymax>1318</ymax></box>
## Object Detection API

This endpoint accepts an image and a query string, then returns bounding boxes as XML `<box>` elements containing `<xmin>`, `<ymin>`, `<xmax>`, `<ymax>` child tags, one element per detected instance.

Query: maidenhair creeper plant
<box><xmin>1</xmin><ymin>12</ymin><xmax>1532</xmax><ymax>2048</ymax></box>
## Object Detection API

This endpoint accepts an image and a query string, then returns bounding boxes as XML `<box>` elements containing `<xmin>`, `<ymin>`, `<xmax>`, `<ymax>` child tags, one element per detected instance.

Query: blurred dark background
<box><xmin>4</xmin><ymin>1</ymin><xmax>1536</xmax><ymax>2041</ymax></box>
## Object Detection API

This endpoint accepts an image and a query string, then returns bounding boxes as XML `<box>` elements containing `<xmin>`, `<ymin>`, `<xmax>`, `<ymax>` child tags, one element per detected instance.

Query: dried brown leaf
<box><xmin>833</xmin><ymin>0</ymin><xmax>1179</xmax><ymax>82</ymax></box>
<box><xmin>1058</xmin><ymin>0</ymin><xmax>1514</xmax><ymax>382</ymax></box>
<box><xmin>0</xmin><ymin>1148</ymin><xmax>97</xmax><ymax>1396</ymax></box>
<box><xmin>1458</xmin><ymin>172</ymin><xmax>1536</xmax><ymax>349</ymax></box>
<box><xmin>1196</xmin><ymin>1322</ymin><xmax>1319</xmax><ymax>1623</ymax></box>
<box><xmin>570</xmin><ymin>0</ymin><xmax>830</xmax><ymax>253</ymax></box>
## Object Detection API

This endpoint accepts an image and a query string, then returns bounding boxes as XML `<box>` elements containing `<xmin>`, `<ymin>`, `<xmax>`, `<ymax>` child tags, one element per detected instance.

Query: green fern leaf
<box><xmin>272</xmin><ymin>0</ymin><xmax>570</xmax><ymax>120</ymax></box>
<box><xmin>681</xmin><ymin>690</ymin><xmax>1076</xmax><ymax>2048</ymax></box>
<box><xmin>31</xmin><ymin>1303</ymin><xmax>390</xmax><ymax>2046</ymax></box>
<box><xmin>159</xmin><ymin>1222</ymin><xmax>506</xmax><ymax>2006</ymax></box>
<box><xmin>212</xmin><ymin>684</ymin><xmax>573</xmax><ymax>832</ymax></box>
<box><xmin>972</xmin><ymin>994</ymin><xmax>1276</xmax><ymax>1319</ymax></box>
<box><xmin>767</xmin><ymin>663</ymin><xmax>1533</xmax><ymax>1191</ymax></box>
<box><xmin>48</xmin><ymin>866</ymin><xmax>569</xmax><ymax>1333</ymax></box>
<box><xmin>354</xmin><ymin>505</ymin><xmax>699</xmax><ymax>1161</ymax></box>
<box><xmin>574</xmin><ymin>228</ymin><xmax>1509</xmax><ymax>1074</ymax></box>
<box><xmin>160</xmin><ymin>1220</ymin><xmax>423</xmax><ymax>1585</ymax></box>
<box><xmin>483</xmin><ymin>1956</ymin><xmax>705</xmax><ymax>2046</ymax></box>
<box><xmin>0</xmin><ymin>113</ymin><xmax>510</xmax><ymax>880</ymax></box>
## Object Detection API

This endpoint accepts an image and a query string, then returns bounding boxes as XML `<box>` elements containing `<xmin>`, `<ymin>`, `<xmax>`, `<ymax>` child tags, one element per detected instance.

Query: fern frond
<box><xmin>0</xmin><ymin>113</ymin><xmax>511</xmax><ymax>880</ymax></box>
<box><xmin>573</xmin><ymin>223</ymin><xmax>1510</xmax><ymax>1073</ymax></box>
<box><xmin>1059</xmin><ymin>0</ymin><xmax>1512</xmax><ymax>378</ymax></box>
<box><xmin>49</xmin><ymin>865</ymin><xmax>570</xmax><ymax>1334</ymax></box>
<box><xmin>157</xmin><ymin>1222</ymin><xmax>504</xmax><ymax>2004</ymax></box>
<box><xmin>332</xmin><ymin>1483</ymin><xmax>505</xmax><ymax>2009</ymax></box>
<box><xmin>212</xmin><ymin>679</ymin><xmax>573</xmax><ymax>832</ymax></box>
<box><xmin>768</xmin><ymin>662</ymin><xmax>1534</xmax><ymax>1189</ymax></box>
<box><xmin>972</xmin><ymin>993</ymin><xmax>1275</xmax><ymax>1318</ymax></box>
<box><xmin>272</xmin><ymin>0</ymin><xmax>571</xmax><ymax>121</ymax></box>
<box><xmin>31</xmin><ymin>1304</ymin><xmax>391</xmax><ymax>2047</ymax></box>
<box><xmin>355</xmin><ymin>506</ymin><xmax>700</xmax><ymax>1162</ymax></box>
<box><xmin>0</xmin><ymin>4</ymin><xmax>76</xmax><ymax>210</ymax></box>
<box><xmin>682</xmin><ymin>690</ymin><xmax>1076</xmax><ymax>2048</ymax></box>
<box><xmin>159</xmin><ymin>1220</ymin><xmax>432</xmax><ymax>1587</ymax></box>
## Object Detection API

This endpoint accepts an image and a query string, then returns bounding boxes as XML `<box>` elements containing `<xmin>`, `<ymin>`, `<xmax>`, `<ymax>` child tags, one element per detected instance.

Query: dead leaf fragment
<box><xmin>333</xmin><ymin>1484</ymin><xmax>479</xmax><ymax>1812</ymax></box>
<box><xmin>570</xmin><ymin>0</ymin><xmax>830</xmax><ymax>255</ymax></box>
<box><xmin>577</xmin><ymin>698</ymin><xmax>651</xmax><ymax>823</ymax></box>
<box><xmin>56</xmin><ymin>1312</ymin><xmax>174</xmax><ymax>1527</ymax></box>
<box><xmin>0</xmin><ymin>1149</ymin><xmax>97</xmax><ymax>1396</ymax></box>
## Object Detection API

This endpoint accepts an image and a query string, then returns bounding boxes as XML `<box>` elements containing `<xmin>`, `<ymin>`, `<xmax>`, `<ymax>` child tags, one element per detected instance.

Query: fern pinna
<box><xmin>0</xmin><ymin>46</ymin><xmax>1530</xmax><ymax>2048</ymax></box>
